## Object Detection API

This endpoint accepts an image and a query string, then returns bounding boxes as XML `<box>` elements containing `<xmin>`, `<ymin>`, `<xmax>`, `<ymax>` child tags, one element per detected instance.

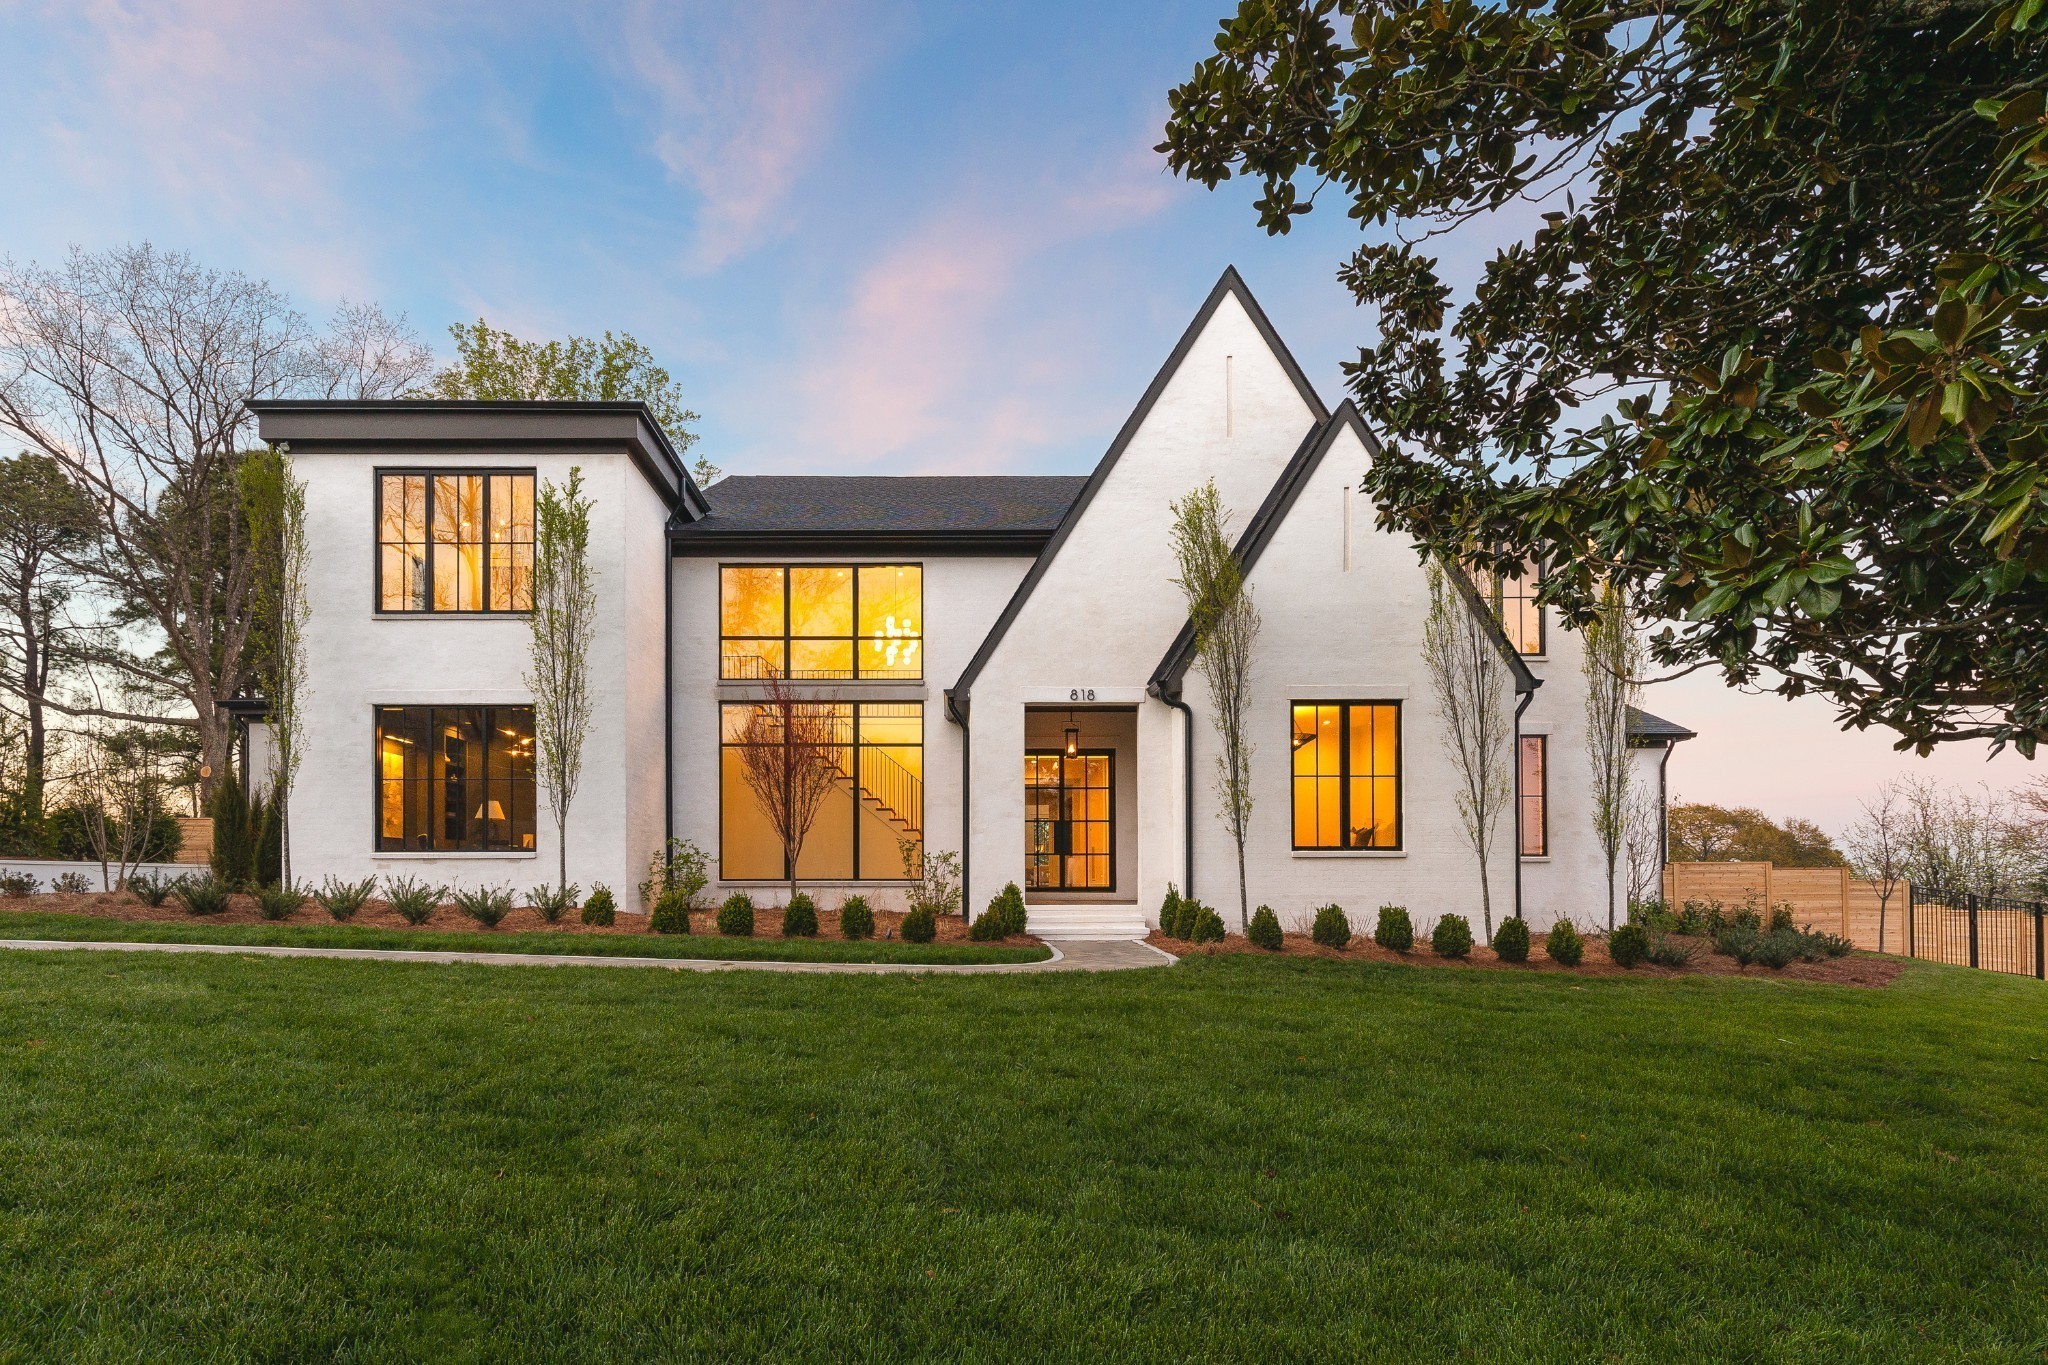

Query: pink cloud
<box><xmin>772</xmin><ymin>147</ymin><xmax>1178</xmax><ymax>473</ymax></box>
<box><xmin>609</xmin><ymin>0</ymin><xmax>885</xmax><ymax>271</ymax></box>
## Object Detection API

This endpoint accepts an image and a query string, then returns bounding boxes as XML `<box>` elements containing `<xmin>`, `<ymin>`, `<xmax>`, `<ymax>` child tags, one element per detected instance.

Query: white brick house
<box><xmin>249</xmin><ymin>268</ymin><xmax>1689</xmax><ymax>938</ymax></box>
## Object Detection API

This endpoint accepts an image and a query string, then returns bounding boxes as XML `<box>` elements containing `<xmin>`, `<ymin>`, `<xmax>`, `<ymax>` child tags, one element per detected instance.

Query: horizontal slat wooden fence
<box><xmin>1662</xmin><ymin>861</ymin><xmax>2046</xmax><ymax>977</ymax></box>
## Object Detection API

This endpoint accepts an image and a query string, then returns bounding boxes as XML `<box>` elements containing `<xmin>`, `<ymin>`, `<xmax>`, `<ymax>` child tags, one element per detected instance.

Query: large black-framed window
<box><xmin>1519</xmin><ymin>735</ymin><xmax>1549</xmax><ymax>857</ymax></box>
<box><xmin>377</xmin><ymin>470</ymin><xmax>535</xmax><ymax>613</ymax></box>
<box><xmin>718</xmin><ymin>564</ymin><xmax>922</xmax><ymax>680</ymax></box>
<box><xmin>1024</xmin><ymin>750</ymin><xmax>1114</xmax><ymax>890</ymax></box>
<box><xmin>1291</xmin><ymin>702</ymin><xmax>1402</xmax><ymax>850</ymax></box>
<box><xmin>718</xmin><ymin>701</ymin><xmax>924</xmax><ymax>881</ymax></box>
<box><xmin>375</xmin><ymin>705</ymin><xmax>536</xmax><ymax>852</ymax></box>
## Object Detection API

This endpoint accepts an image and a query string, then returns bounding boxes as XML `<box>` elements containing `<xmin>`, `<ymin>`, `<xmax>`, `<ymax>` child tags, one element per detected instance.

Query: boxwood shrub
<box><xmin>580</xmin><ymin>884</ymin><xmax>616</xmax><ymax>926</ymax></box>
<box><xmin>651</xmin><ymin>885</ymin><xmax>692</xmax><ymax>934</ymax></box>
<box><xmin>717</xmin><ymin>892</ymin><xmax>755</xmax><ymax>937</ymax></box>
<box><xmin>1374</xmin><ymin>904</ymin><xmax>1414</xmax><ymax>952</ymax></box>
<box><xmin>782</xmin><ymin>891</ymin><xmax>819</xmax><ymax>937</ymax></box>
<box><xmin>1493</xmin><ymin>916</ymin><xmax>1531</xmax><ymax>963</ymax></box>
<box><xmin>1609</xmin><ymin>923</ymin><xmax>1650</xmax><ymax>968</ymax></box>
<box><xmin>1158</xmin><ymin>885</ymin><xmax>1185</xmax><ymax>939</ymax></box>
<box><xmin>900</xmin><ymin>904</ymin><xmax>937</xmax><ymax>943</ymax></box>
<box><xmin>1189</xmin><ymin>904</ymin><xmax>1226</xmax><ymax>944</ymax></box>
<box><xmin>1310</xmin><ymin>903</ymin><xmax>1351</xmax><ymax>949</ymax></box>
<box><xmin>1248</xmin><ymin>905</ymin><xmax>1283</xmax><ymax>951</ymax></box>
<box><xmin>837</xmin><ymin>895</ymin><xmax>874</xmax><ymax>939</ymax></box>
<box><xmin>1545</xmin><ymin>919</ymin><xmax>1584</xmax><ymax>967</ymax></box>
<box><xmin>1431</xmin><ymin>913</ymin><xmax>1473</xmax><ymax>959</ymax></box>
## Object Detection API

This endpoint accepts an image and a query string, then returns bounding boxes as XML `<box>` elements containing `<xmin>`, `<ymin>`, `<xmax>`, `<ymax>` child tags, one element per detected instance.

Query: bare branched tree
<box><xmin>736</xmin><ymin>672</ymin><xmax>845</xmax><ymax>903</ymax></box>
<box><xmin>1843</xmin><ymin>777</ymin><xmax>1906</xmax><ymax>952</ymax></box>
<box><xmin>1423</xmin><ymin>562</ymin><xmax>1515</xmax><ymax>942</ymax></box>
<box><xmin>527</xmin><ymin>468</ymin><xmax>598</xmax><ymax>893</ymax></box>
<box><xmin>1584</xmin><ymin>582</ymin><xmax>1643</xmax><ymax>930</ymax></box>
<box><xmin>240</xmin><ymin>445</ymin><xmax>310</xmax><ymax>885</ymax></box>
<box><xmin>1623</xmin><ymin>784</ymin><xmax>1665</xmax><ymax>908</ymax></box>
<box><xmin>0</xmin><ymin>244</ymin><xmax>429</xmax><ymax>803</ymax></box>
<box><xmin>1169</xmin><ymin>479</ymin><xmax>1260</xmax><ymax>931</ymax></box>
<box><xmin>70</xmin><ymin>722</ymin><xmax>166</xmax><ymax>891</ymax></box>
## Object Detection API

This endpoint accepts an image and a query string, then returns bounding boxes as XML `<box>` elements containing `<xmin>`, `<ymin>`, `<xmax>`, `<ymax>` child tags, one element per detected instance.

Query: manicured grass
<box><xmin>0</xmin><ymin>911</ymin><xmax>1049</xmax><ymax>964</ymax></box>
<box><xmin>2</xmin><ymin>951</ymin><xmax>2045</xmax><ymax>1360</ymax></box>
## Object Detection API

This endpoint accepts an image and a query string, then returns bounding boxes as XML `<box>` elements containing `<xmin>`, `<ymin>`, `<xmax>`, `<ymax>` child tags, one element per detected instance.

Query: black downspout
<box><xmin>1512</xmin><ymin>688</ymin><xmax>1534</xmax><ymax>925</ymax></box>
<box><xmin>1656</xmin><ymin>740</ymin><xmax>1673</xmax><ymax>864</ymax></box>
<box><xmin>1151</xmin><ymin>684</ymin><xmax>1195</xmax><ymax>900</ymax></box>
<box><xmin>958</xmin><ymin>714</ymin><xmax>971</xmax><ymax>921</ymax></box>
<box><xmin>663</xmin><ymin>537</ymin><xmax>675</xmax><ymax>856</ymax></box>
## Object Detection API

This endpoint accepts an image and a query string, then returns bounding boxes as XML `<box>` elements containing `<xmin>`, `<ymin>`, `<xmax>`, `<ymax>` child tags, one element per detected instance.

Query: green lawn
<box><xmin>0</xmin><ymin>911</ymin><xmax>1049</xmax><ymax>964</ymax></box>
<box><xmin>1</xmin><ymin>951</ymin><xmax>2044</xmax><ymax>1361</ymax></box>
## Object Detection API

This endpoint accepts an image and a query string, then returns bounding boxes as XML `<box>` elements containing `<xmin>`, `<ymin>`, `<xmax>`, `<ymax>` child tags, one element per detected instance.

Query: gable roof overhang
<box><xmin>1147</xmin><ymin>401</ymin><xmax>1540</xmax><ymax>700</ymax></box>
<box><xmin>246</xmin><ymin>399</ymin><xmax>707</xmax><ymax>516</ymax></box>
<box><xmin>946</xmin><ymin>266</ymin><xmax>1329</xmax><ymax>722</ymax></box>
<box><xmin>1627</xmin><ymin>705</ymin><xmax>1697</xmax><ymax>745</ymax></box>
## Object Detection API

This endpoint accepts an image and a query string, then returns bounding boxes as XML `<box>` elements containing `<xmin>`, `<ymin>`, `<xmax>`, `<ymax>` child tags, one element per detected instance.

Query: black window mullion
<box><xmin>480</xmin><ymin>476</ymin><xmax>492</xmax><ymax>613</ymax></box>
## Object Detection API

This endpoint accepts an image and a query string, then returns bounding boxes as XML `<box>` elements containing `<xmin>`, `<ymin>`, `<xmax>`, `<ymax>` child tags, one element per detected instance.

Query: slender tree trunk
<box><xmin>1480</xmin><ymin>868</ymin><xmax>1493</xmax><ymax>944</ymax></box>
<box><xmin>1235</xmin><ymin>836</ymin><xmax>1248</xmax><ymax>932</ymax></box>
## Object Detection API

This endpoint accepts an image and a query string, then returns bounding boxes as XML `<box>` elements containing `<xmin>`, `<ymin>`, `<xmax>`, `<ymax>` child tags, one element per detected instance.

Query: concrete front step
<box><xmin>1026</xmin><ymin>905</ymin><xmax>1152</xmax><ymax>941</ymax></box>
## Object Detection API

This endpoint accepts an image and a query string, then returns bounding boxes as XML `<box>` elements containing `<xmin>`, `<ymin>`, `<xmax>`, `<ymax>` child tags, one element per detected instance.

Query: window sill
<box><xmin>1520</xmin><ymin>855</ymin><xmax>1552</xmax><ymax>864</ymax></box>
<box><xmin>372</xmin><ymin>851</ymin><xmax>538</xmax><ymax>860</ymax></box>
<box><xmin>372</xmin><ymin>612</ymin><xmax>534</xmax><ymax>621</ymax></box>
<box><xmin>1291</xmin><ymin>849</ymin><xmax>1407</xmax><ymax>860</ymax></box>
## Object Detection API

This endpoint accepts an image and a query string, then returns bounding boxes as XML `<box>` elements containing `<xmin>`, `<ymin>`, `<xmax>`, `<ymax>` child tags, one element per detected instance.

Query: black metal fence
<box><xmin>1906</xmin><ymin>886</ymin><xmax>2047</xmax><ymax>978</ymax></box>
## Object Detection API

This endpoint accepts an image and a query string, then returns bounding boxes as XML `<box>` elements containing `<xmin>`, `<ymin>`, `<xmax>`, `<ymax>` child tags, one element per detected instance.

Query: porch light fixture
<box><xmin>1063</xmin><ymin>712</ymin><xmax>1080</xmax><ymax>759</ymax></box>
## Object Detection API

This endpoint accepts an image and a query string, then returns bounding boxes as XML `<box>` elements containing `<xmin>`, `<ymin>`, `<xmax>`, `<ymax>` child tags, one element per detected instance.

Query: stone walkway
<box><xmin>0</xmin><ymin>936</ymin><xmax>1177</xmax><ymax>975</ymax></box>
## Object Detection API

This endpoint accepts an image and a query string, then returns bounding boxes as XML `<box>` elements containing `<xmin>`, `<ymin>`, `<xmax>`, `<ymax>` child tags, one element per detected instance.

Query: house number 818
<box><xmin>1069</xmin><ymin>689</ymin><xmax>1096</xmax><ymax>702</ymax></box>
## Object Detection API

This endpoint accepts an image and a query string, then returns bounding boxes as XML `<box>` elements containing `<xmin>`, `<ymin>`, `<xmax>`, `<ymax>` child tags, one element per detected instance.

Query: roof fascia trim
<box><xmin>667</xmin><ymin>530</ymin><xmax>1055</xmax><ymax>557</ymax></box>
<box><xmin>247</xmin><ymin>399</ymin><xmax>705</xmax><ymax>514</ymax></box>
<box><xmin>949</xmin><ymin>266</ymin><xmax>1328</xmax><ymax>713</ymax></box>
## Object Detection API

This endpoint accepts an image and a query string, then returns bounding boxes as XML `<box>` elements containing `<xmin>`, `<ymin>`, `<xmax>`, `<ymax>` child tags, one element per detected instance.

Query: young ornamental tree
<box><xmin>1422</xmin><ymin>562</ymin><xmax>1513</xmax><ymax>943</ymax></box>
<box><xmin>1583</xmin><ymin>582</ymin><xmax>1642</xmax><ymax>931</ymax></box>
<box><xmin>735</xmin><ymin>672</ymin><xmax>845</xmax><ymax>904</ymax></box>
<box><xmin>239</xmin><ymin>445</ymin><xmax>310</xmax><ymax>886</ymax></box>
<box><xmin>1843</xmin><ymin>777</ymin><xmax>1907</xmax><ymax>952</ymax></box>
<box><xmin>527</xmin><ymin>467</ymin><xmax>598</xmax><ymax>892</ymax></box>
<box><xmin>1169</xmin><ymin>479</ymin><xmax>1261</xmax><ymax>931</ymax></box>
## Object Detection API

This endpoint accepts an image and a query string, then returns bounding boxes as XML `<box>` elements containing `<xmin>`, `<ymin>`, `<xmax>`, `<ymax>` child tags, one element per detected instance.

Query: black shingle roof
<box><xmin>1627</xmin><ymin>705</ymin><xmax>1697</xmax><ymax>742</ymax></box>
<box><xmin>669</xmin><ymin>474</ymin><xmax>1088</xmax><ymax>553</ymax></box>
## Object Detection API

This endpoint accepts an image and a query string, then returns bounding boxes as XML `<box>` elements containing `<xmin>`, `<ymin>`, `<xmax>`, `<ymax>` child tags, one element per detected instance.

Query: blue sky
<box><xmin>1</xmin><ymin>0</ymin><xmax>2032</xmax><ymax>830</ymax></box>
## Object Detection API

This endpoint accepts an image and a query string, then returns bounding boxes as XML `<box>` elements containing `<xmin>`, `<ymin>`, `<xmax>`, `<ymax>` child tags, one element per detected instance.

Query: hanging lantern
<box><xmin>1063</xmin><ymin>711</ymin><xmax>1080</xmax><ymax>758</ymax></box>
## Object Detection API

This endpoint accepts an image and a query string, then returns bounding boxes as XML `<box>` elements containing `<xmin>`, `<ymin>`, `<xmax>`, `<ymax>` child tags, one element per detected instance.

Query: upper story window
<box><xmin>1480</xmin><ymin>561</ymin><xmax>1545</xmax><ymax>656</ymax></box>
<box><xmin>719</xmin><ymin>564</ymin><xmax>922</xmax><ymax>680</ymax></box>
<box><xmin>1519</xmin><ymin>734</ymin><xmax>1548</xmax><ymax>857</ymax></box>
<box><xmin>378</xmin><ymin>471</ymin><xmax>535</xmax><ymax>613</ymax></box>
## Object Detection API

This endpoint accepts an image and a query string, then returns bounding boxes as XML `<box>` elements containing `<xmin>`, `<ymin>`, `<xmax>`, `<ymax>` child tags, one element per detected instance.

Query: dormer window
<box><xmin>377</xmin><ymin>470</ymin><xmax>535</xmax><ymax>613</ymax></box>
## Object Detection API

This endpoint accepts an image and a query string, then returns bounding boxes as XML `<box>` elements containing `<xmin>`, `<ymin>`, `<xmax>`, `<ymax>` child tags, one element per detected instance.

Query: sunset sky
<box><xmin>2</xmin><ymin>0</ymin><xmax>2031</xmax><ymax>834</ymax></box>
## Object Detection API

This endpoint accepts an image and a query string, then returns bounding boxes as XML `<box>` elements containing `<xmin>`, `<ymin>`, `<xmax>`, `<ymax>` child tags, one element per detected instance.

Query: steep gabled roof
<box><xmin>1627</xmin><ymin>705</ymin><xmax>1697</xmax><ymax>743</ymax></box>
<box><xmin>946</xmin><ymin>266</ymin><xmax>1329</xmax><ymax>720</ymax></box>
<box><xmin>667</xmin><ymin>474</ymin><xmax>1085</xmax><ymax>555</ymax></box>
<box><xmin>1149</xmin><ymin>401</ymin><xmax>1540</xmax><ymax>697</ymax></box>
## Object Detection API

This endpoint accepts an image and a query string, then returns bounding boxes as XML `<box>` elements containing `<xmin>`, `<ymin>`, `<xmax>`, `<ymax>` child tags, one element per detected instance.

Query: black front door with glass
<box><xmin>1024</xmin><ymin>750</ymin><xmax>1113</xmax><ymax>891</ymax></box>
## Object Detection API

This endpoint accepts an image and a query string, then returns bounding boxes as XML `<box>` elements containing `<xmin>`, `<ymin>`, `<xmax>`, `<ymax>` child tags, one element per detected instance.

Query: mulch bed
<box><xmin>1149</xmin><ymin>929</ymin><xmax>1905</xmax><ymax>988</ymax></box>
<box><xmin>0</xmin><ymin>891</ymin><xmax>1025</xmax><ymax>946</ymax></box>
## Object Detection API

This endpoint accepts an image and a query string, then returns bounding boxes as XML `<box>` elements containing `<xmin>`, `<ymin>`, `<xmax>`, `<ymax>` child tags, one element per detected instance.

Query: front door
<box><xmin>1024</xmin><ymin>750</ymin><xmax>1114</xmax><ymax>890</ymax></box>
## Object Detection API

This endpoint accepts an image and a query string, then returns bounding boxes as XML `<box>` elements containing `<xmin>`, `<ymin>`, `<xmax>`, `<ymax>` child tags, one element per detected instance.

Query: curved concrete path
<box><xmin>0</xmin><ymin>936</ymin><xmax>1176</xmax><ymax>975</ymax></box>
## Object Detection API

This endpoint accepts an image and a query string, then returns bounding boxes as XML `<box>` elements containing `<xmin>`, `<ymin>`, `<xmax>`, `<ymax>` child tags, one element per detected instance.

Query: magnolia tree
<box><xmin>528</xmin><ymin>468</ymin><xmax>598</xmax><ymax>892</ymax></box>
<box><xmin>1169</xmin><ymin>480</ymin><xmax>1260</xmax><ymax>931</ymax></box>
<box><xmin>1423</xmin><ymin>563</ymin><xmax>1514</xmax><ymax>942</ymax></box>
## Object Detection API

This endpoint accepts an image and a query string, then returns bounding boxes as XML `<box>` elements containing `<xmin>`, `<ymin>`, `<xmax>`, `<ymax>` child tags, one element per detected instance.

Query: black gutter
<box><xmin>664</xmin><ymin>541</ymin><xmax>675</xmax><ymax>859</ymax></box>
<box><xmin>1148</xmin><ymin>682</ymin><xmax>1196</xmax><ymax>900</ymax></box>
<box><xmin>1657</xmin><ymin>740</ymin><xmax>1674</xmax><ymax>865</ymax></box>
<box><xmin>1512</xmin><ymin>687</ymin><xmax>1535</xmax><ymax>928</ymax></box>
<box><xmin>669</xmin><ymin>529</ymin><xmax>1057</xmax><ymax>557</ymax></box>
